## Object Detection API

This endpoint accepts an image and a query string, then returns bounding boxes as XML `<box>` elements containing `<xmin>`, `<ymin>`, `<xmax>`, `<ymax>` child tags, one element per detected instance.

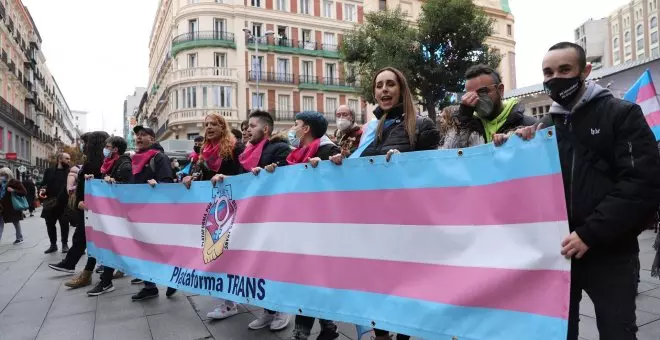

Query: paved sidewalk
<box><xmin>1</xmin><ymin>213</ymin><xmax>660</xmax><ymax>340</ymax></box>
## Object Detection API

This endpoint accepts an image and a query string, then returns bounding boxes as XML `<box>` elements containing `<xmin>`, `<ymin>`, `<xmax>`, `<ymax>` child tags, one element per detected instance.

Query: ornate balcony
<box><xmin>168</xmin><ymin>108</ymin><xmax>239</xmax><ymax>126</ymax></box>
<box><xmin>298</xmin><ymin>75</ymin><xmax>360</xmax><ymax>93</ymax></box>
<box><xmin>171</xmin><ymin>31</ymin><xmax>236</xmax><ymax>56</ymax></box>
<box><xmin>247</xmin><ymin>71</ymin><xmax>296</xmax><ymax>85</ymax></box>
<box><xmin>247</xmin><ymin>38</ymin><xmax>340</xmax><ymax>59</ymax></box>
<box><xmin>172</xmin><ymin>67</ymin><xmax>238</xmax><ymax>84</ymax></box>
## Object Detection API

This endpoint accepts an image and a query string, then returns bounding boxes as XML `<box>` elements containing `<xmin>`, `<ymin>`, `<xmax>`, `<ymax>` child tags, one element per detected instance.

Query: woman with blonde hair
<box><xmin>0</xmin><ymin>167</ymin><xmax>27</xmax><ymax>245</ymax></box>
<box><xmin>438</xmin><ymin>105</ymin><xmax>484</xmax><ymax>149</ymax></box>
<box><xmin>328</xmin><ymin>66</ymin><xmax>439</xmax><ymax>340</ymax></box>
<box><xmin>181</xmin><ymin>112</ymin><xmax>245</xmax><ymax>320</ymax></box>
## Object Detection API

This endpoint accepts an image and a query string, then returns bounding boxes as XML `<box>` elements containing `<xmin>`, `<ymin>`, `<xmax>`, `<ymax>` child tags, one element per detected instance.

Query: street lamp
<box><xmin>243</xmin><ymin>28</ymin><xmax>274</xmax><ymax>110</ymax></box>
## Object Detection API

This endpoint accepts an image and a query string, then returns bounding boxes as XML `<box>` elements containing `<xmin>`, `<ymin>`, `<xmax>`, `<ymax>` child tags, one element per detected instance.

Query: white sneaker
<box><xmin>207</xmin><ymin>303</ymin><xmax>239</xmax><ymax>320</ymax></box>
<box><xmin>269</xmin><ymin>312</ymin><xmax>290</xmax><ymax>331</ymax></box>
<box><xmin>248</xmin><ymin>310</ymin><xmax>275</xmax><ymax>330</ymax></box>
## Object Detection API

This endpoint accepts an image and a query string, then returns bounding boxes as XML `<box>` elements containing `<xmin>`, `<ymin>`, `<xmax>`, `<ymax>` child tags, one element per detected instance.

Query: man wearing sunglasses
<box><xmin>457</xmin><ymin>64</ymin><xmax>537</xmax><ymax>144</ymax></box>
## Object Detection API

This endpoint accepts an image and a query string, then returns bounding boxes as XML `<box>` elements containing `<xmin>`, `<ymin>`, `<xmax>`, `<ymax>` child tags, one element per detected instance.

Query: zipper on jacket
<box><xmin>568</xmin><ymin>120</ymin><xmax>575</xmax><ymax>221</ymax></box>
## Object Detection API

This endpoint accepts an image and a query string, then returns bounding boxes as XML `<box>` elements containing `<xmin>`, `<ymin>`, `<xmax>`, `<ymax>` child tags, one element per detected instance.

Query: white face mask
<box><xmin>337</xmin><ymin>118</ymin><xmax>351</xmax><ymax>131</ymax></box>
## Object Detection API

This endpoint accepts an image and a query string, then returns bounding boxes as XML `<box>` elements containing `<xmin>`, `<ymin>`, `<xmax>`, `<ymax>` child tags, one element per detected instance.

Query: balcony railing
<box><xmin>0</xmin><ymin>96</ymin><xmax>29</xmax><ymax>134</ymax></box>
<box><xmin>247</xmin><ymin>71</ymin><xmax>296</xmax><ymax>85</ymax></box>
<box><xmin>169</xmin><ymin>108</ymin><xmax>239</xmax><ymax>125</ymax></box>
<box><xmin>171</xmin><ymin>31</ymin><xmax>236</xmax><ymax>55</ymax></box>
<box><xmin>299</xmin><ymin>76</ymin><xmax>360</xmax><ymax>87</ymax></box>
<box><xmin>248</xmin><ymin>37</ymin><xmax>340</xmax><ymax>58</ymax></box>
<box><xmin>173</xmin><ymin>67</ymin><xmax>237</xmax><ymax>82</ymax></box>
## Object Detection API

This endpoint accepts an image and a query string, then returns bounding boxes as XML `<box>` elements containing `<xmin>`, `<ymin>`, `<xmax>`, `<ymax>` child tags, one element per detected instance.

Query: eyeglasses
<box><xmin>336</xmin><ymin>111</ymin><xmax>352</xmax><ymax>118</ymax></box>
<box><xmin>476</xmin><ymin>83</ymin><xmax>500</xmax><ymax>96</ymax></box>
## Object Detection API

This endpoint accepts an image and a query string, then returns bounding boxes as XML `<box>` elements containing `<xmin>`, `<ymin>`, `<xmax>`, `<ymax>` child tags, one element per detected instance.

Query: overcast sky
<box><xmin>21</xmin><ymin>0</ymin><xmax>630</xmax><ymax>135</ymax></box>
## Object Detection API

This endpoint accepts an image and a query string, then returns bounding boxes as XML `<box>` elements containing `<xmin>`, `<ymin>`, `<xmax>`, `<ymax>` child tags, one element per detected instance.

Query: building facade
<box><xmin>123</xmin><ymin>87</ymin><xmax>147</xmax><ymax>149</ymax></box>
<box><xmin>609</xmin><ymin>0</ymin><xmax>659</xmax><ymax>66</ymax></box>
<box><xmin>575</xmin><ymin>18</ymin><xmax>611</xmax><ymax>69</ymax></box>
<box><xmin>72</xmin><ymin>110</ymin><xmax>89</xmax><ymax>135</ymax></box>
<box><xmin>145</xmin><ymin>0</ymin><xmax>515</xmax><ymax>141</ymax></box>
<box><xmin>0</xmin><ymin>1</ymin><xmax>75</xmax><ymax>179</ymax></box>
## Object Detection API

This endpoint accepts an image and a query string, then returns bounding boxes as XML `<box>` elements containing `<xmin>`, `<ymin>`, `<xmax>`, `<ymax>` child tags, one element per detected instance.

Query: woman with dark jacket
<box><xmin>48</xmin><ymin>131</ymin><xmax>109</xmax><ymax>290</ymax></box>
<box><xmin>328</xmin><ymin>67</ymin><xmax>440</xmax><ymax>340</ymax></box>
<box><xmin>0</xmin><ymin>167</ymin><xmax>27</xmax><ymax>245</ymax></box>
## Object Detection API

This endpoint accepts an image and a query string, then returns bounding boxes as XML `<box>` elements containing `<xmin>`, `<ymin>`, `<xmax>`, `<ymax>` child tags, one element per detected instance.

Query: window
<box><xmin>652</xmin><ymin>17</ymin><xmax>658</xmax><ymax>29</ymax></box>
<box><xmin>277</xmin><ymin>58</ymin><xmax>290</xmax><ymax>81</ymax></box>
<box><xmin>506</xmin><ymin>24</ymin><xmax>512</xmax><ymax>36</ymax></box>
<box><xmin>278</xmin><ymin>95</ymin><xmax>290</xmax><ymax>112</ymax></box>
<box><xmin>252</xmin><ymin>23</ymin><xmax>263</xmax><ymax>39</ymax></box>
<box><xmin>348</xmin><ymin>99</ymin><xmax>359</xmax><ymax>114</ymax></box>
<box><xmin>187</xmin><ymin>133</ymin><xmax>200</xmax><ymax>140</ymax></box>
<box><xmin>638</xmin><ymin>38</ymin><xmax>645</xmax><ymax>50</ymax></box>
<box><xmin>625</xmin><ymin>31</ymin><xmax>631</xmax><ymax>42</ymax></box>
<box><xmin>214</xmin><ymin>18</ymin><xmax>226</xmax><ymax>36</ymax></box>
<box><xmin>325</xmin><ymin>97</ymin><xmax>337</xmax><ymax>114</ymax></box>
<box><xmin>323</xmin><ymin>0</ymin><xmax>334</xmax><ymax>18</ymax></box>
<box><xmin>251</xmin><ymin>0</ymin><xmax>261</xmax><ymax>7</ymax></box>
<box><xmin>323</xmin><ymin>32</ymin><xmax>336</xmax><ymax>51</ymax></box>
<box><xmin>202</xmin><ymin>86</ymin><xmax>208</xmax><ymax>107</ymax></box>
<box><xmin>7</xmin><ymin>131</ymin><xmax>11</xmax><ymax>152</ymax></box>
<box><xmin>187</xmin><ymin>53</ymin><xmax>197</xmax><ymax>68</ymax></box>
<box><xmin>325</xmin><ymin>63</ymin><xmax>336</xmax><ymax>83</ymax></box>
<box><xmin>184</xmin><ymin>87</ymin><xmax>197</xmax><ymax>108</ymax></box>
<box><xmin>625</xmin><ymin>45</ymin><xmax>632</xmax><ymax>56</ymax></box>
<box><xmin>302</xmin><ymin>29</ymin><xmax>314</xmax><ymax>49</ymax></box>
<box><xmin>210</xmin><ymin>86</ymin><xmax>232</xmax><ymax>108</ymax></box>
<box><xmin>379</xmin><ymin>0</ymin><xmax>386</xmax><ymax>11</ymax></box>
<box><xmin>252</xmin><ymin>93</ymin><xmax>265</xmax><ymax>109</ymax></box>
<box><xmin>214</xmin><ymin>52</ymin><xmax>227</xmax><ymax>69</ymax></box>
<box><xmin>302</xmin><ymin>96</ymin><xmax>315</xmax><ymax>111</ymax></box>
<box><xmin>344</xmin><ymin>4</ymin><xmax>356</xmax><ymax>22</ymax></box>
<box><xmin>652</xmin><ymin>31</ymin><xmax>659</xmax><ymax>44</ymax></box>
<box><xmin>301</xmin><ymin>61</ymin><xmax>314</xmax><ymax>82</ymax></box>
<box><xmin>613</xmin><ymin>38</ymin><xmax>619</xmax><ymax>50</ymax></box>
<box><xmin>251</xmin><ymin>55</ymin><xmax>264</xmax><ymax>74</ymax></box>
<box><xmin>188</xmin><ymin>0</ymin><xmax>199</xmax><ymax>3</ymax></box>
<box><xmin>574</xmin><ymin>29</ymin><xmax>580</xmax><ymax>41</ymax></box>
<box><xmin>276</xmin><ymin>0</ymin><xmax>287</xmax><ymax>11</ymax></box>
<box><xmin>652</xmin><ymin>46</ymin><xmax>659</xmax><ymax>57</ymax></box>
<box><xmin>637</xmin><ymin>24</ymin><xmax>644</xmax><ymax>37</ymax></box>
<box><xmin>300</xmin><ymin>0</ymin><xmax>310</xmax><ymax>14</ymax></box>
<box><xmin>188</xmin><ymin>19</ymin><xmax>198</xmax><ymax>35</ymax></box>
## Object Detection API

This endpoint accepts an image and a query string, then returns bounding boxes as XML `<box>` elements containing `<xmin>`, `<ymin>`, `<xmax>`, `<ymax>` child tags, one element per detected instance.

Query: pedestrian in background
<box><xmin>40</xmin><ymin>152</ymin><xmax>72</xmax><ymax>254</ymax></box>
<box><xmin>0</xmin><ymin>167</ymin><xmax>27</xmax><ymax>245</ymax></box>
<box><xmin>21</xmin><ymin>175</ymin><xmax>36</xmax><ymax>217</ymax></box>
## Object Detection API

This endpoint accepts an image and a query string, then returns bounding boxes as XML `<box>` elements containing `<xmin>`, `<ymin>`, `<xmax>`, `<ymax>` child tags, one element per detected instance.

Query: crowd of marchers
<box><xmin>3</xmin><ymin>41</ymin><xmax>657</xmax><ymax>340</ymax></box>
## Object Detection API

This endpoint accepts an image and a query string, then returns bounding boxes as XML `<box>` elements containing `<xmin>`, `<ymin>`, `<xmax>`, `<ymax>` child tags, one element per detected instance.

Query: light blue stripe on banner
<box><xmin>88</xmin><ymin>243</ymin><xmax>567</xmax><ymax>340</ymax></box>
<box><xmin>651</xmin><ymin>125</ymin><xmax>660</xmax><ymax>141</ymax></box>
<box><xmin>87</xmin><ymin>128</ymin><xmax>561</xmax><ymax>203</ymax></box>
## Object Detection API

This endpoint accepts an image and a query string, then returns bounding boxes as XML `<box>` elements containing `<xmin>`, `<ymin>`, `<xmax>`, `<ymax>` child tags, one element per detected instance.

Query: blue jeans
<box><xmin>0</xmin><ymin>220</ymin><xmax>23</xmax><ymax>242</ymax></box>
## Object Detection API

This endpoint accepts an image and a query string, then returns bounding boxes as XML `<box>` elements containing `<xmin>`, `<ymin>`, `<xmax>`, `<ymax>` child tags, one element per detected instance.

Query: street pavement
<box><xmin>1</xmin><ymin>211</ymin><xmax>660</xmax><ymax>340</ymax></box>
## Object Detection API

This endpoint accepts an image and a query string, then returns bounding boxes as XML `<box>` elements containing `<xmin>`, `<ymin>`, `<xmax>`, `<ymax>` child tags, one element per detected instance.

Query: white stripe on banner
<box><xmin>88</xmin><ymin>213</ymin><xmax>570</xmax><ymax>271</ymax></box>
<box><xmin>640</xmin><ymin>96</ymin><xmax>660</xmax><ymax>115</ymax></box>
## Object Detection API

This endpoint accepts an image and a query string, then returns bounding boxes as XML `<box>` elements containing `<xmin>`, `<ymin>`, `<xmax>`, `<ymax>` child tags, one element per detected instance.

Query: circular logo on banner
<box><xmin>201</xmin><ymin>184</ymin><xmax>237</xmax><ymax>264</ymax></box>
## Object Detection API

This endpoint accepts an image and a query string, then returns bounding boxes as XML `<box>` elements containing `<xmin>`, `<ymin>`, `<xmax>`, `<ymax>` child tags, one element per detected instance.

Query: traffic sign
<box><xmin>18</xmin><ymin>165</ymin><xmax>26</xmax><ymax>173</ymax></box>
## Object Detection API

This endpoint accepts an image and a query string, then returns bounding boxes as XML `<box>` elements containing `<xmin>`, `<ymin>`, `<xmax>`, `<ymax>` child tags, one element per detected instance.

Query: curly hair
<box><xmin>439</xmin><ymin>105</ymin><xmax>460</xmax><ymax>135</ymax></box>
<box><xmin>201</xmin><ymin>113</ymin><xmax>236</xmax><ymax>161</ymax></box>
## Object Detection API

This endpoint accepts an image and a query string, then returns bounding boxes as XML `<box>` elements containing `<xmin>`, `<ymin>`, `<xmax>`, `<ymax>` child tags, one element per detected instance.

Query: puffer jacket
<box><xmin>257</xmin><ymin>136</ymin><xmax>291</xmax><ymax>168</ymax></box>
<box><xmin>540</xmin><ymin>82</ymin><xmax>660</xmax><ymax>260</ymax></box>
<box><xmin>361</xmin><ymin>106</ymin><xmax>440</xmax><ymax>157</ymax></box>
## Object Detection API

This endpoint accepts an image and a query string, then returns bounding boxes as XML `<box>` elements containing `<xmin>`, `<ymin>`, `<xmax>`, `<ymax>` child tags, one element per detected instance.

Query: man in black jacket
<box><xmin>40</xmin><ymin>152</ymin><xmax>71</xmax><ymax>254</ymax></box>
<box><xmin>240</xmin><ymin>110</ymin><xmax>291</xmax><ymax>172</ymax></box>
<box><xmin>458</xmin><ymin>64</ymin><xmax>537</xmax><ymax>143</ymax></box>
<box><xmin>498</xmin><ymin>42</ymin><xmax>660</xmax><ymax>340</ymax></box>
<box><xmin>129</xmin><ymin>126</ymin><xmax>177</xmax><ymax>301</ymax></box>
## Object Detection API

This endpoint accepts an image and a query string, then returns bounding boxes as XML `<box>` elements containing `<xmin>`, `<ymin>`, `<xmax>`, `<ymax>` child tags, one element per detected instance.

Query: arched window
<box><xmin>625</xmin><ymin>31</ymin><xmax>631</xmax><ymax>42</ymax></box>
<box><xmin>637</xmin><ymin>24</ymin><xmax>644</xmax><ymax>36</ymax></box>
<box><xmin>652</xmin><ymin>17</ymin><xmax>658</xmax><ymax>29</ymax></box>
<box><xmin>613</xmin><ymin>37</ymin><xmax>619</xmax><ymax>49</ymax></box>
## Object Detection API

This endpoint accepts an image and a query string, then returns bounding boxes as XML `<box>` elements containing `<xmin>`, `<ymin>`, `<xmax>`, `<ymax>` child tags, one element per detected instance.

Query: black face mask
<box><xmin>193</xmin><ymin>146</ymin><xmax>201</xmax><ymax>154</ymax></box>
<box><xmin>543</xmin><ymin>76</ymin><xmax>583</xmax><ymax>108</ymax></box>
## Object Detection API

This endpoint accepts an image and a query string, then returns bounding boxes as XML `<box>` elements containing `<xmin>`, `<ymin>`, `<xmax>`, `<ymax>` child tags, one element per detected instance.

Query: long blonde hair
<box><xmin>201</xmin><ymin>113</ymin><xmax>236</xmax><ymax>160</ymax></box>
<box><xmin>372</xmin><ymin>67</ymin><xmax>417</xmax><ymax>148</ymax></box>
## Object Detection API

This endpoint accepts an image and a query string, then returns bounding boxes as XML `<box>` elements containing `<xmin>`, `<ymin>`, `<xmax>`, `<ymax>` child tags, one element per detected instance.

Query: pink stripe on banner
<box><xmin>645</xmin><ymin>110</ymin><xmax>660</xmax><ymax>128</ymax></box>
<box><xmin>87</xmin><ymin>227</ymin><xmax>569</xmax><ymax>319</ymax></box>
<box><xmin>638</xmin><ymin>83</ymin><xmax>658</xmax><ymax>103</ymax></box>
<box><xmin>86</xmin><ymin>174</ymin><xmax>567</xmax><ymax>226</ymax></box>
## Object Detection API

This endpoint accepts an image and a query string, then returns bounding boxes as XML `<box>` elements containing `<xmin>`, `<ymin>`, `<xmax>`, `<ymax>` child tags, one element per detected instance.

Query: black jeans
<box><xmin>100</xmin><ymin>266</ymin><xmax>115</xmax><ymax>284</ymax></box>
<box><xmin>567</xmin><ymin>253</ymin><xmax>638</xmax><ymax>340</ymax></box>
<box><xmin>63</xmin><ymin>226</ymin><xmax>95</xmax><ymax>270</ymax></box>
<box><xmin>374</xmin><ymin>329</ymin><xmax>410</xmax><ymax>339</ymax></box>
<box><xmin>45</xmin><ymin>214</ymin><xmax>69</xmax><ymax>246</ymax></box>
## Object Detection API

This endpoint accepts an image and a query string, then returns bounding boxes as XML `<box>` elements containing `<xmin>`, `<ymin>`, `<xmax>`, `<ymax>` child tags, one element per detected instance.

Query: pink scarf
<box><xmin>100</xmin><ymin>154</ymin><xmax>119</xmax><ymax>175</ymax></box>
<box><xmin>201</xmin><ymin>142</ymin><xmax>223</xmax><ymax>172</ymax></box>
<box><xmin>131</xmin><ymin>149</ymin><xmax>159</xmax><ymax>175</ymax></box>
<box><xmin>189</xmin><ymin>151</ymin><xmax>199</xmax><ymax>163</ymax></box>
<box><xmin>287</xmin><ymin>138</ymin><xmax>321</xmax><ymax>165</ymax></box>
<box><xmin>239</xmin><ymin>138</ymin><xmax>268</xmax><ymax>171</ymax></box>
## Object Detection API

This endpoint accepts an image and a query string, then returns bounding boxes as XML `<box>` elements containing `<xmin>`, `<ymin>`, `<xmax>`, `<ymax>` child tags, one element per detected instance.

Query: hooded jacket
<box><xmin>458</xmin><ymin>101</ymin><xmax>537</xmax><ymax>142</ymax></box>
<box><xmin>540</xmin><ymin>82</ymin><xmax>660</xmax><ymax>259</ymax></box>
<box><xmin>133</xmin><ymin>143</ymin><xmax>174</xmax><ymax>184</ymax></box>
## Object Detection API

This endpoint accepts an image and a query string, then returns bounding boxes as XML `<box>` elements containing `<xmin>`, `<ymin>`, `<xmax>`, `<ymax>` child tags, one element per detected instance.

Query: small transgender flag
<box><xmin>624</xmin><ymin>69</ymin><xmax>660</xmax><ymax>140</ymax></box>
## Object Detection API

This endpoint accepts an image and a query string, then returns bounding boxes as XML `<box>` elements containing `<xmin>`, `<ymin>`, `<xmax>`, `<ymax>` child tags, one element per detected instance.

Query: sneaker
<box><xmin>166</xmin><ymin>287</ymin><xmax>177</xmax><ymax>297</ymax></box>
<box><xmin>131</xmin><ymin>278</ymin><xmax>144</xmax><ymax>284</ymax></box>
<box><xmin>87</xmin><ymin>281</ymin><xmax>115</xmax><ymax>296</ymax></box>
<box><xmin>48</xmin><ymin>262</ymin><xmax>75</xmax><ymax>274</ymax></box>
<box><xmin>131</xmin><ymin>288</ymin><xmax>159</xmax><ymax>301</ymax></box>
<box><xmin>44</xmin><ymin>245</ymin><xmax>58</xmax><ymax>254</ymax></box>
<box><xmin>61</xmin><ymin>244</ymin><xmax>69</xmax><ymax>253</ymax></box>
<box><xmin>95</xmin><ymin>265</ymin><xmax>104</xmax><ymax>274</ymax></box>
<box><xmin>13</xmin><ymin>239</ymin><xmax>24</xmax><ymax>245</ymax></box>
<box><xmin>248</xmin><ymin>310</ymin><xmax>275</xmax><ymax>330</ymax></box>
<box><xmin>207</xmin><ymin>303</ymin><xmax>239</xmax><ymax>320</ymax></box>
<box><xmin>269</xmin><ymin>312</ymin><xmax>290</xmax><ymax>331</ymax></box>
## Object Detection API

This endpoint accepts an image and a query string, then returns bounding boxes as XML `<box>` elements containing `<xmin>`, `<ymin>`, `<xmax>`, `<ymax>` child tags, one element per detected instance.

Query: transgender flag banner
<box><xmin>85</xmin><ymin>128</ymin><xmax>570</xmax><ymax>340</ymax></box>
<box><xmin>624</xmin><ymin>69</ymin><xmax>660</xmax><ymax>140</ymax></box>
